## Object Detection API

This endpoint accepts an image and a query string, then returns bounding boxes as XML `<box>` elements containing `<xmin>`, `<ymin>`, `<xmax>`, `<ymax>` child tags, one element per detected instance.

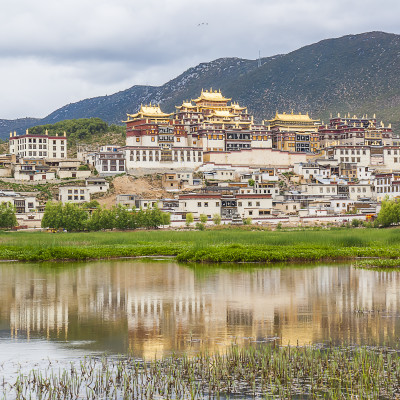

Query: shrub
<box><xmin>200</xmin><ymin>214</ymin><xmax>208</xmax><ymax>223</ymax></box>
<box><xmin>195</xmin><ymin>222</ymin><xmax>205</xmax><ymax>230</ymax></box>
<box><xmin>185</xmin><ymin>213</ymin><xmax>194</xmax><ymax>227</ymax></box>
<box><xmin>213</xmin><ymin>214</ymin><xmax>221</xmax><ymax>225</ymax></box>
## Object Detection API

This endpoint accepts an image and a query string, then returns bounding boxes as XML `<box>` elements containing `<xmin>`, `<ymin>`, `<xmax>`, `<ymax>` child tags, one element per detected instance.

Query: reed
<box><xmin>3</xmin><ymin>344</ymin><xmax>400</xmax><ymax>399</ymax></box>
<box><xmin>1</xmin><ymin>228</ymin><xmax>400</xmax><ymax>263</ymax></box>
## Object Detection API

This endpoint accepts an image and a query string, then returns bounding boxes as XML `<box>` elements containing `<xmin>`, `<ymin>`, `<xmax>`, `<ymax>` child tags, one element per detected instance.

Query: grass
<box><xmin>5</xmin><ymin>344</ymin><xmax>400</xmax><ymax>399</ymax></box>
<box><xmin>1</xmin><ymin>228</ymin><xmax>400</xmax><ymax>263</ymax></box>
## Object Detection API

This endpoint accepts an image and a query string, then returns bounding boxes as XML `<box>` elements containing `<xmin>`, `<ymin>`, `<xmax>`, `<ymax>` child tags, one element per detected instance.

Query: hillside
<box><xmin>2</xmin><ymin>31</ymin><xmax>400</xmax><ymax>138</ymax></box>
<box><xmin>28</xmin><ymin>118</ymin><xmax>125</xmax><ymax>157</ymax></box>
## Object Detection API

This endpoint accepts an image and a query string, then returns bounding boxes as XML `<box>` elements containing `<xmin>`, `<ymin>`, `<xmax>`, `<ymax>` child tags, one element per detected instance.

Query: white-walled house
<box><xmin>85</xmin><ymin>177</ymin><xmax>109</xmax><ymax>194</ymax></box>
<box><xmin>59</xmin><ymin>186</ymin><xmax>90</xmax><ymax>203</ymax></box>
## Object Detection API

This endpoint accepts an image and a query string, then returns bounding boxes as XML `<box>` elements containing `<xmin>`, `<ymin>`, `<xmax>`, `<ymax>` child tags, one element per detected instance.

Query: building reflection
<box><xmin>1</xmin><ymin>262</ymin><xmax>400</xmax><ymax>358</ymax></box>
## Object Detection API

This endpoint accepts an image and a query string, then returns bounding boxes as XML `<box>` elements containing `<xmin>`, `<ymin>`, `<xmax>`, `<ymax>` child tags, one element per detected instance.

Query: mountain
<box><xmin>2</xmin><ymin>31</ymin><xmax>400</xmax><ymax>139</ymax></box>
<box><xmin>0</xmin><ymin>117</ymin><xmax>41</xmax><ymax>140</ymax></box>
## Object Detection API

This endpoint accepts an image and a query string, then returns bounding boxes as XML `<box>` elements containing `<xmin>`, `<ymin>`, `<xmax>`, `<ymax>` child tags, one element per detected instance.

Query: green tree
<box><xmin>0</xmin><ymin>202</ymin><xmax>17</xmax><ymax>228</ymax></box>
<box><xmin>248</xmin><ymin>179</ymin><xmax>255</xmax><ymax>186</ymax></box>
<box><xmin>200</xmin><ymin>214</ymin><xmax>208</xmax><ymax>223</ymax></box>
<box><xmin>213</xmin><ymin>213</ymin><xmax>221</xmax><ymax>225</ymax></box>
<box><xmin>376</xmin><ymin>198</ymin><xmax>400</xmax><ymax>227</ymax></box>
<box><xmin>62</xmin><ymin>203</ymin><xmax>88</xmax><ymax>231</ymax></box>
<box><xmin>185</xmin><ymin>213</ymin><xmax>194</xmax><ymax>227</ymax></box>
<box><xmin>41</xmin><ymin>202</ymin><xmax>64</xmax><ymax>229</ymax></box>
<box><xmin>161</xmin><ymin>212</ymin><xmax>171</xmax><ymax>226</ymax></box>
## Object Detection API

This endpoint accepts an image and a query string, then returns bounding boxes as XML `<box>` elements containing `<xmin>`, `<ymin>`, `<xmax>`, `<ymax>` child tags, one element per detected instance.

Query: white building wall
<box><xmin>9</xmin><ymin>135</ymin><xmax>67</xmax><ymax>159</ymax></box>
<box><xmin>204</xmin><ymin>148</ymin><xmax>308</xmax><ymax>167</ymax></box>
<box><xmin>125</xmin><ymin>148</ymin><xmax>203</xmax><ymax>171</ymax></box>
<box><xmin>237</xmin><ymin>197</ymin><xmax>273</xmax><ymax>218</ymax></box>
<box><xmin>59</xmin><ymin>187</ymin><xmax>90</xmax><ymax>203</ymax></box>
<box><xmin>334</xmin><ymin>148</ymin><xmax>371</xmax><ymax>166</ymax></box>
<box><xmin>383</xmin><ymin>148</ymin><xmax>400</xmax><ymax>170</ymax></box>
<box><xmin>348</xmin><ymin>184</ymin><xmax>374</xmax><ymax>200</ymax></box>
<box><xmin>179</xmin><ymin>197</ymin><xmax>221</xmax><ymax>218</ymax></box>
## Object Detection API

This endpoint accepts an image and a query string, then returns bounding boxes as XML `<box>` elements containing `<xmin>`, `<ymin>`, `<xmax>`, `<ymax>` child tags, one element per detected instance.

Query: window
<box><xmin>204</xmin><ymin>202</ymin><xmax>208</xmax><ymax>207</ymax></box>
<box><xmin>216</xmin><ymin>202</ymin><xmax>220</xmax><ymax>206</ymax></box>
<box><xmin>256</xmin><ymin>202</ymin><xmax>260</xmax><ymax>206</ymax></box>
<box><xmin>197</xmin><ymin>202</ymin><xmax>201</xmax><ymax>207</ymax></box>
<box><xmin>249</xmin><ymin>211</ymin><xmax>253</xmax><ymax>216</ymax></box>
<box><xmin>248</xmin><ymin>202</ymin><xmax>252</xmax><ymax>206</ymax></box>
<box><xmin>136</xmin><ymin>138</ymin><xmax>140</xmax><ymax>142</ymax></box>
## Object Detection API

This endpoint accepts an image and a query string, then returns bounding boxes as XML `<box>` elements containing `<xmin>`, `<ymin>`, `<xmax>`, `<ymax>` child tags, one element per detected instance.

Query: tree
<box><xmin>41</xmin><ymin>202</ymin><xmax>64</xmax><ymax>229</ymax></box>
<box><xmin>62</xmin><ymin>203</ymin><xmax>88</xmax><ymax>231</ymax></box>
<box><xmin>213</xmin><ymin>213</ymin><xmax>221</xmax><ymax>225</ymax></box>
<box><xmin>185</xmin><ymin>213</ymin><xmax>194</xmax><ymax>227</ymax></box>
<box><xmin>200</xmin><ymin>214</ymin><xmax>208</xmax><ymax>223</ymax></box>
<box><xmin>248</xmin><ymin>179</ymin><xmax>255</xmax><ymax>186</ymax></box>
<box><xmin>0</xmin><ymin>202</ymin><xmax>17</xmax><ymax>228</ymax></box>
<box><xmin>376</xmin><ymin>198</ymin><xmax>400</xmax><ymax>227</ymax></box>
<box><xmin>161</xmin><ymin>212</ymin><xmax>171</xmax><ymax>226</ymax></box>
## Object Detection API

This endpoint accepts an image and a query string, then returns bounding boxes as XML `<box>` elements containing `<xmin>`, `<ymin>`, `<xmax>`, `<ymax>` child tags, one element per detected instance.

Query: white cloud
<box><xmin>0</xmin><ymin>0</ymin><xmax>399</xmax><ymax>118</ymax></box>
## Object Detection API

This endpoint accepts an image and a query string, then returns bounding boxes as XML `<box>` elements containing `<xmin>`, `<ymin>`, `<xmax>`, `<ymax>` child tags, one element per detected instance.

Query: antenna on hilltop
<box><xmin>258</xmin><ymin>50</ymin><xmax>261</xmax><ymax>68</ymax></box>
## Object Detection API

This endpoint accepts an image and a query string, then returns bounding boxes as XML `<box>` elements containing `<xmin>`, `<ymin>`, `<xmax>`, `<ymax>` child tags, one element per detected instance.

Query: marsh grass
<box><xmin>4</xmin><ymin>344</ymin><xmax>400</xmax><ymax>399</ymax></box>
<box><xmin>1</xmin><ymin>229</ymin><xmax>400</xmax><ymax>263</ymax></box>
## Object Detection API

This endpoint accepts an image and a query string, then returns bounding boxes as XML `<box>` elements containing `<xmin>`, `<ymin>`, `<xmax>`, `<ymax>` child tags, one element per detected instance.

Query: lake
<box><xmin>1</xmin><ymin>260</ymin><xmax>400</xmax><ymax>365</ymax></box>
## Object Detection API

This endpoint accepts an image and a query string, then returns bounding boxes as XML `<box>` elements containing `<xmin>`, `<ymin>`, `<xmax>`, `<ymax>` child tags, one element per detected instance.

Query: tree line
<box><xmin>41</xmin><ymin>202</ymin><xmax>170</xmax><ymax>231</ymax></box>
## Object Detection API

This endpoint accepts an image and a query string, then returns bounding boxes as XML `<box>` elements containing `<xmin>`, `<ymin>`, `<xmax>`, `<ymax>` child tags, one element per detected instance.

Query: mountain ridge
<box><xmin>2</xmin><ymin>31</ymin><xmax>400</xmax><ymax>139</ymax></box>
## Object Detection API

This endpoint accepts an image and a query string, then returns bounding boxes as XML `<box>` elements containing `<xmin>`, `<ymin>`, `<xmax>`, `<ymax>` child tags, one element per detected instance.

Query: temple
<box><xmin>318</xmin><ymin>113</ymin><xmax>393</xmax><ymax>148</ymax></box>
<box><xmin>123</xmin><ymin>90</ymin><xmax>327</xmax><ymax>171</ymax></box>
<box><xmin>267</xmin><ymin>112</ymin><xmax>320</xmax><ymax>153</ymax></box>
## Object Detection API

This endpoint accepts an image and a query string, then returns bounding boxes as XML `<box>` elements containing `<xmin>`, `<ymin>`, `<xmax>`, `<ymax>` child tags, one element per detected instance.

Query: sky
<box><xmin>1</xmin><ymin>0</ymin><xmax>399</xmax><ymax>120</ymax></box>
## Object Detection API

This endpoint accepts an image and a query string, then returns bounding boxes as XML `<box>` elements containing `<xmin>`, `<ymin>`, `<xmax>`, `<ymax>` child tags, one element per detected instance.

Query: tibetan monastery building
<box><xmin>124</xmin><ymin>90</ymin><xmax>316</xmax><ymax>171</ymax></box>
<box><xmin>267</xmin><ymin>112</ymin><xmax>320</xmax><ymax>153</ymax></box>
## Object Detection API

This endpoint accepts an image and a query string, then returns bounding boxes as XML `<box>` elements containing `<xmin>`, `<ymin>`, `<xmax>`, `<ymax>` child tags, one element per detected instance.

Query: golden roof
<box><xmin>126</xmin><ymin>104</ymin><xmax>172</xmax><ymax>121</ymax></box>
<box><xmin>269</xmin><ymin>112</ymin><xmax>319</xmax><ymax>123</ymax></box>
<box><xmin>231</xmin><ymin>102</ymin><xmax>246</xmax><ymax>110</ymax></box>
<box><xmin>193</xmin><ymin>89</ymin><xmax>231</xmax><ymax>103</ymax></box>
<box><xmin>176</xmin><ymin>101</ymin><xmax>196</xmax><ymax>109</ymax></box>
<box><xmin>212</xmin><ymin>110</ymin><xmax>235</xmax><ymax>118</ymax></box>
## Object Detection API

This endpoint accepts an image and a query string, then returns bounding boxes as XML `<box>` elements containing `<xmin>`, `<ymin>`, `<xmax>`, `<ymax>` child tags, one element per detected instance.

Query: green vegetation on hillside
<box><xmin>28</xmin><ymin>118</ymin><xmax>125</xmax><ymax>155</ymax></box>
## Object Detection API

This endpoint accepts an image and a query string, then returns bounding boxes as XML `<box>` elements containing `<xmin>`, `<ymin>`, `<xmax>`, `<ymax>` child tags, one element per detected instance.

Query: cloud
<box><xmin>0</xmin><ymin>0</ymin><xmax>399</xmax><ymax>118</ymax></box>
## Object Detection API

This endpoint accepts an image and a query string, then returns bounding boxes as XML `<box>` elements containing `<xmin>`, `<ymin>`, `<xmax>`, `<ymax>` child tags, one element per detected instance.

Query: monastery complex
<box><xmin>3</xmin><ymin>88</ymin><xmax>400</xmax><ymax>227</ymax></box>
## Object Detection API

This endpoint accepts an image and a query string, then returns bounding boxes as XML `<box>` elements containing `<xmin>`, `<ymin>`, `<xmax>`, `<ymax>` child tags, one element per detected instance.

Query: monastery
<box><xmin>123</xmin><ymin>89</ymin><xmax>319</xmax><ymax>171</ymax></box>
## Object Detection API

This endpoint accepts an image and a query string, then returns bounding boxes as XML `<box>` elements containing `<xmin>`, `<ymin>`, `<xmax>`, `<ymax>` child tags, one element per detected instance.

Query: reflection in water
<box><xmin>1</xmin><ymin>261</ymin><xmax>400</xmax><ymax>359</ymax></box>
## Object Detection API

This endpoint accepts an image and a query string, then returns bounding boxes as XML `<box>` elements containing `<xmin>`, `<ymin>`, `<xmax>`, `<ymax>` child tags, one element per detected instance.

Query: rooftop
<box><xmin>193</xmin><ymin>89</ymin><xmax>231</xmax><ymax>103</ymax></box>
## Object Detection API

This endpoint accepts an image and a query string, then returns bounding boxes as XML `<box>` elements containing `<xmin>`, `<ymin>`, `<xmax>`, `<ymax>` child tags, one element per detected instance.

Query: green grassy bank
<box><xmin>1</xmin><ymin>228</ymin><xmax>400</xmax><ymax>263</ymax></box>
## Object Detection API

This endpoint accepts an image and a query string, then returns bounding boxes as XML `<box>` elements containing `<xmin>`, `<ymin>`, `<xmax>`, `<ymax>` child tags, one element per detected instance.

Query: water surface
<box><xmin>1</xmin><ymin>260</ymin><xmax>400</xmax><ymax>367</ymax></box>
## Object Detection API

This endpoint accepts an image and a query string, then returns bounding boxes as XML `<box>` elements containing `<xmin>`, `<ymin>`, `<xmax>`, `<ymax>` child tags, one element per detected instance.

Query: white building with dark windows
<box><xmin>94</xmin><ymin>151</ymin><xmax>125</xmax><ymax>176</ymax></box>
<box><xmin>9</xmin><ymin>131</ymin><xmax>67</xmax><ymax>159</ymax></box>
